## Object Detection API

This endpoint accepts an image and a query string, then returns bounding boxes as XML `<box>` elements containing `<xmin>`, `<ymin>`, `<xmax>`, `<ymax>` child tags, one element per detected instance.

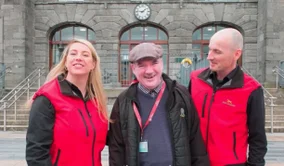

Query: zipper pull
<box><xmin>180</xmin><ymin>108</ymin><xmax>185</xmax><ymax>117</ymax></box>
<box><xmin>212</xmin><ymin>92</ymin><xmax>216</xmax><ymax>102</ymax></box>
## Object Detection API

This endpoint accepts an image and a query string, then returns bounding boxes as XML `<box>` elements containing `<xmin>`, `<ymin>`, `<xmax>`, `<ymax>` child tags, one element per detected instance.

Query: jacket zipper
<box><xmin>77</xmin><ymin>109</ymin><xmax>89</xmax><ymax>137</ymax></box>
<box><xmin>233</xmin><ymin>132</ymin><xmax>239</xmax><ymax>160</ymax></box>
<box><xmin>84</xmin><ymin>101</ymin><xmax>96</xmax><ymax>166</ymax></box>
<box><xmin>205</xmin><ymin>91</ymin><xmax>215</xmax><ymax>149</ymax></box>
<box><xmin>167</xmin><ymin>82</ymin><xmax>176</xmax><ymax>166</ymax></box>
<box><xmin>53</xmin><ymin>149</ymin><xmax>61</xmax><ymax>166</ymax></box>
<box><xmin>167</xmin><ymin>113</ymin><xmax>176</xmax><ymax>166</ymax></box>
<box><xmin>202</xmin><ymin>93</ymin><xmax>208</xmax><ymax>118</ymax></box>
<box><xmin>199</xmin><ymin>78</ymin><xmax>242</xmax><ymax>151</ymax></box>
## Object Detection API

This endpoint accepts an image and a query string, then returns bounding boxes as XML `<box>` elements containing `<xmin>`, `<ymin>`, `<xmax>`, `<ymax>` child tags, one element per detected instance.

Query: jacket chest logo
<box><xmin>222</xmin><ymin>99</ymin><xmax>235</xmax><ymax>107</ymax></box>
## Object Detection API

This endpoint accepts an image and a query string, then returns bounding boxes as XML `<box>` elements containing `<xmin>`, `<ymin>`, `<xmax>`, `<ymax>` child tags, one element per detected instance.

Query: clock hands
<box><xmin>139</xmin><ymin>8</ymin><xmax>146</xmax><ymax>13</ymax></box>
<box><xmin>134</xmin><ymin>4</ymin><xmax>151</xmax><ymax>20</ymax></box>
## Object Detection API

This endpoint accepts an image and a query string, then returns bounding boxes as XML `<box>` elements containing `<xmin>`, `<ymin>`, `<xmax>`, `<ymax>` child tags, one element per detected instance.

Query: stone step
<box><xmin>265</xmin><ymin>105</ymin><xmax>284</xmax><ymax>110</ymax></box>
<box><xmin>0</xmin><ymin>125</ymin><xmax>28</xmax><ymax>131</ymax></box>
<box><xmin>266</xmin><ymin>88</ymin><xmax>284</xmax><ymax>95</ymax></box>
<box><xmin>265</xmin><ymin>122</ymin><xmax>284</xmax><ymax>126</ymax></box>
<box><xmin>265</xmin><ymin>126</ymin><xmax>284</xmax><ymax>133</ymax></box>
<box><xmin>0</xmin><ymin>119</ymin><xmax>29</xmax><ymax>125</ymax></box>
<box><xmin>265</xmin><ymin>88</ymin><xmax>284</xmax><ymax>105</ymax></box>
<box><xmin>265</xmin><ymin>115</ymin><xmax>284</xmax><ymax>118</ymax></box>
<box><xmin>0</xmin><ymin>110</ymin><xmax>30</xmax><ymax>116</ymax></box>
<box><xmin>265</xmin><ymin>111</ymin><xmax>284</xmax><ymax>116</ymax></box>
<box><xmin>265</xmin><ymin>116</ymin><xmax>284</xmax><ymax>119</ymax></box>
<box><xmin>0</xmin><ymin>114</ymin><xmax>30</xmax><ymax>120</ymax></box>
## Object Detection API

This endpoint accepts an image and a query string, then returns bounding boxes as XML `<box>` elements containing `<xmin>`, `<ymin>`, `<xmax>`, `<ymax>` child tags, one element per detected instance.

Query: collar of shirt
<box><xmin>138</xmin><ymin>79</ymin><xmax>163</xmax><ymax>96</ymax></box>
<box><xmin>209</xmin><ymin>66</ymin><xmax>239</xmax><ymax>88</ymax></box>
<box><xmin>64</xmin><ymin>79</ymin><xmax>89</xmax><ymax>100</ymax></box>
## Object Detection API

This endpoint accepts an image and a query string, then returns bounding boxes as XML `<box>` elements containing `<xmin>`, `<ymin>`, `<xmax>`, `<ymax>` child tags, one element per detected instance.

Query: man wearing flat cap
<box><xmin>108</xmin><ymin>43</ymin><xmax>209</xmax><ymax>166</ymax></box>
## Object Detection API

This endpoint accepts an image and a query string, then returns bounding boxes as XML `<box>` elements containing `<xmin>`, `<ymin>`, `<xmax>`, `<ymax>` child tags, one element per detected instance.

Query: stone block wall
<box><xmin>264</xmin><ymin>0</ymin><xmax>284</xmax><ymax>86</ymax></box>
<box><xmin>256</xmin><ymin>0</ymin><xmax>266</xmax><ymax>84</ymax></box>
<box><xmin>0</xmin><ymin>0</ymin><xmax>26</xmax><ymax>88</ymax></box>
<box><xmin>33</xmin><ymin>0</ymin><xmax>258</xmax><ymax>82</ymax></box>
<box><xmin>25</xmin><ymin>0</ymin><xmax>35</xmax><ymax>77</ymax></box>
<box><xmin>1</xmin><ymin>0</ymin><xmax>283</xmax><ymax>88</ymax></box>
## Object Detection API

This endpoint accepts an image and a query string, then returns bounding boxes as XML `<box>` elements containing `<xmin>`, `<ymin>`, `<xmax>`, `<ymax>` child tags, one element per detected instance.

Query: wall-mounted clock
<box><xmin>134</xmin><ymin>4</ymin><xmax>151</xmax><ymax>21</ymax></box>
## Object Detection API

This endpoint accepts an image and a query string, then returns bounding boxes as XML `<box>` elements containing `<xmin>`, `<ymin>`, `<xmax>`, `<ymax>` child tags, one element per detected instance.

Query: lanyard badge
<box><xmin>132</xmin><ymin>81</ymin><xmax>166</xmax><ymax>152</ymax></box>
<box><xmin>139</xmin><ymin>141</ymin><xmax>148</xmax><ymax>153</ymax></box>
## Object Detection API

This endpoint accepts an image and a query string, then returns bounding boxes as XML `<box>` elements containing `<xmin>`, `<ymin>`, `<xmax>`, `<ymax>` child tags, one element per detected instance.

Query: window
<box><xmin>49</xmin><ymin>25</ymin><xmax>95</xmax><ymax>69</ymax></box>
<box><xmin>119</xmin><ymin>25</ymin><xmax>168</xmax><ymax>86</ymax></box>
<box><xmin>192</xmin><ymin>24</ymin><xmax>242</xmax><ymax>65</ymax></box>
<box><xmin>192</xmin><ymin>24</ymin><xmax>235</xmax><ymax>58</ymax></box>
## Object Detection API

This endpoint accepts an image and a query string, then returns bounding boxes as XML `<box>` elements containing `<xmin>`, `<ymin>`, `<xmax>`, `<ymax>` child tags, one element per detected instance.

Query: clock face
<box><xmin>134</xmin><ymin>4</ymin><xmax>151</xmax><ymax>21</ymax></box>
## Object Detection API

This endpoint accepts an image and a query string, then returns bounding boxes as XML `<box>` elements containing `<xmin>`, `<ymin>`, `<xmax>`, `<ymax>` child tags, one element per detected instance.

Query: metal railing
<box><xmin>241</xmin><ymin>67</ymin><xmax>277</xmax><ymax>133</ymax></box>
<box><xmin>273</xmin><ymin>65</ymin><xmax>284</xmax><ymax>89</ymax></box>
<box><xmin>0</xmin><ymin>68</ymin><xmax>45</xmax><ymax>131</ymax></box>
<box><xmin>0</xmin><ymin>64</ymin><xmax>12</xmax><ymax>97</ymax></box>
<box><xmin>174</xmin><ymin>55</ymin><xmax>209</xmax><ymax>87</ymax></box>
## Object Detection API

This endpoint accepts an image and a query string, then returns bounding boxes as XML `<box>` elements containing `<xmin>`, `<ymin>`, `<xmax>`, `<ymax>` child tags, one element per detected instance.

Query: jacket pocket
<box><xmin>53</xmin><ymin>149</ymin><xmax>61</xmax><ymax>166</ymax></box>
<box><xmin>77</xmin><ymin>109</ymin><xmax>89</xmax><ymax>137</ymax></box>
<box><xmin>233</xmin><ymin>132</ymin><xmax>239</xmax><ymax>160</ymax></box>
<box><xmin>202</xmin><ymin>93</ymin><xmax>208</xmax><ymax>117</ymax></box>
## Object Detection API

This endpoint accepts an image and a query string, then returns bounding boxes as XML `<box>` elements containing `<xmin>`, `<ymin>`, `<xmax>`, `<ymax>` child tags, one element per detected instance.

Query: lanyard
<box><xmin>132</xmin><ymin>81</ymin><xmax>166</xmax><ymax>140</ymax></box>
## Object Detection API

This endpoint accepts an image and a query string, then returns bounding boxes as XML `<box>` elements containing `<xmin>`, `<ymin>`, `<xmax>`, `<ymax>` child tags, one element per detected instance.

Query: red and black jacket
<box><xmin>26</xmin><ymin>76</ymin><xmax>108</xmax><ymax>166</ymax></box>
<box><xmin>189</xmin><ymin>67</ymin><xmax>267</xmax><ymax>166</ymax></box>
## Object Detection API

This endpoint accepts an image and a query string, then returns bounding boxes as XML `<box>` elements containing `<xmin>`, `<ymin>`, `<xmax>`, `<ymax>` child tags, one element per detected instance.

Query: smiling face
<box><xmin>207</xmin><ymin>29</ymin><xmax>242</xmax><ymax>79</ymax></box>
<box><xmin>208</xmin><ymin>36</ymin><xmax>236</xmax><ymax>73</ymax></box>
<box><xmin>131</xmin><ymin>57</ymin><xmax>163</xmax><ymax>90</ymax></box>
<box><xmin>65</xmin><ymin>42</ymin><xmax>95</xmax><ymax>80</ymax></box>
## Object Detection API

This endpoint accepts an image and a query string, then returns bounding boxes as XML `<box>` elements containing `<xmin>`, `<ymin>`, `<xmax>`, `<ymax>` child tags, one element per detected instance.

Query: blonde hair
<box><xmin>46</xmin><ymin>39</ymin><xmax>108</xmax><ymax>121</ymax></box>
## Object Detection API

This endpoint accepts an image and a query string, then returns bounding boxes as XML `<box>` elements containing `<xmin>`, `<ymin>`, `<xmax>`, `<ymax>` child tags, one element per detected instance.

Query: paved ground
<box><xmin>0</xmin><ymin>132</ymin><xmax>283</xmax><ymax>166</ymax></box>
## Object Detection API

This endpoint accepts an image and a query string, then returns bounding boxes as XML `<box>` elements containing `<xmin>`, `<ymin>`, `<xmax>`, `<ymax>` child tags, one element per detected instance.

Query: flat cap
<box><xmin>129</xmin><ymin>43</ymin><xmax>163</xmax><ymax>62</ymax></box>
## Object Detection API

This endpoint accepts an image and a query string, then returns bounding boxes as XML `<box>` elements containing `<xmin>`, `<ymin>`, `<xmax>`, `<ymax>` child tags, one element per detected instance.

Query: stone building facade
<box><xmin>0</xmin><ymin>0</ymin><xmax>283</xmax><ymax>88</ymax></box>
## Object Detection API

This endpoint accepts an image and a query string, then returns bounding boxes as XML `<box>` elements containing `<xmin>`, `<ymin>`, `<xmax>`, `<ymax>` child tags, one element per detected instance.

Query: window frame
<box><xmin>192</xmin><ymin>24</ymin><xmax>242</xmax><ymax>66</ymax></box>
<box><xmin>49</xmin><ymin>25</ymin><xmax>95</xmax><ymax>69</ymax></box>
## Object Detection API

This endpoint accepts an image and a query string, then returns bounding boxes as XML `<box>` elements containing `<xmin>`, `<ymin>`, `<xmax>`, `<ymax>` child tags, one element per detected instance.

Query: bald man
<box><xmin>189</xmin><ymin>28</ymin><xmax>267</xmax><ymax>166</ymax></box>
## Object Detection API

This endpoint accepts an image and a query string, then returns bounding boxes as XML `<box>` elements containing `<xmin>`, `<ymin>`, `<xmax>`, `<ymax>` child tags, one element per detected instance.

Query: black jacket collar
<box><xmin>57</xmin><ymin>74</ymin><xmax>86</xmax><ymax>100</ymax></box>
<box><xmin>198</xmin><ymin>66</ymin><xmax>244</xmax><ymax>88</ymax></box>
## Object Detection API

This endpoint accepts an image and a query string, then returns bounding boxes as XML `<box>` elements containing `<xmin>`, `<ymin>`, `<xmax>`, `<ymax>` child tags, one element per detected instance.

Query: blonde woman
<box><xmin>26</xmin><ymin>39</ymin><xmax>108</xmax><ymax>166</ymax></box>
